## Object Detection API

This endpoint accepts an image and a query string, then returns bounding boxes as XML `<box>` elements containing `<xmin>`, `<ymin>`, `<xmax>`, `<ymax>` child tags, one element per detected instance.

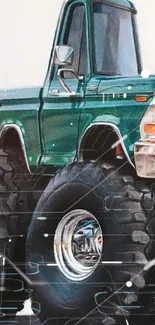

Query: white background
<box><xmin>0</xmin><ymin>0</ymin><xmax>153</xmax><ymax>87</ymax></box>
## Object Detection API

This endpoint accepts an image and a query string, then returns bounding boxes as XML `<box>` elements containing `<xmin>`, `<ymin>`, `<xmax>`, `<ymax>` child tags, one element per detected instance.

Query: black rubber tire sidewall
<box><xmin>27</xmin><ymin>181</ymin><xmax>107</xmax><ymax>314</ymax></box>
<box><xmin>26</xmin><ymin>162</ymin><xmax>153</xmax><ymax>324</ymax></box>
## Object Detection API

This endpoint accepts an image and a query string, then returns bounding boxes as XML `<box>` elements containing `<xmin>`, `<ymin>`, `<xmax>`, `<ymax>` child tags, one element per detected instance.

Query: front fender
<box><xmin>78</xmin><ymin>122</ymin><xmax>135</xmax><ymax>168</ymax></box>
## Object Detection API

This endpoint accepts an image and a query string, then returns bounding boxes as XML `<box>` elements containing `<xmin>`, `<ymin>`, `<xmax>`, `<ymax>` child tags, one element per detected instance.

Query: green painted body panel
<box><xmin>82</xmin><ymin>76</ymin><xmax>155</xmax><ymax>159</ymax></box>
<box><xmin>0</xmin><ymin>87</ymin><xmax>42</xmax><ymax>166</ymax></box>
<box><xmin>40</xmin><ymin>79</ymin><xmax>84</xmax><ymax>167</ymax></box>
<box><xmin>40</xmin><ymin>75</ymin><xmax>155</xmax><ymax>168</ymax></box>
<box><xmin>0</xmin><ymin>0</ymin><xmax>154</xmax><ymax>172</ymax></box>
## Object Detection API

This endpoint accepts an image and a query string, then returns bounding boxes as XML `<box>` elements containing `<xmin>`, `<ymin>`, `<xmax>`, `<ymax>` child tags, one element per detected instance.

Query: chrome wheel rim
<box><xmin>54</xmin><ymin>209</ymin><xmax>103</xmax><ymax>281</ymax></box>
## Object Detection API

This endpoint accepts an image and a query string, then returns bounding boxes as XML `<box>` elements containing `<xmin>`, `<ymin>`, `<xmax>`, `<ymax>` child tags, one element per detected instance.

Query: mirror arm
<box><xmin>57</xmin><ymin>68</ymin><xmax>81</xmax><ymax>94</ymax></box>
<box><xmin>57</xmin><ymin>69</ymin><xmax>72</xmax><ymax>94</ymax></box>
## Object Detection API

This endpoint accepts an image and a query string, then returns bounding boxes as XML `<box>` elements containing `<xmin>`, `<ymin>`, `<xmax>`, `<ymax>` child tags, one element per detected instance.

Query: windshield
<box><xmin>93</xmin><ymin>3</ymin><xmax>138</xmax><ymax>76</ymax></box>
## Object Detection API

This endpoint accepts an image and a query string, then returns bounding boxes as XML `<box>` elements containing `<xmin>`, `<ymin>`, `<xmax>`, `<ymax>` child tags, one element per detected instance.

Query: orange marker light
<box><xmin>135</xmin><ymin>96</ymin><xmax>148</xmax><ymax>102</ymax></box>
<box><xmin>144</xmin><ymin>124</ymin><xmax>155</xmax><ymax>135</ymax></box>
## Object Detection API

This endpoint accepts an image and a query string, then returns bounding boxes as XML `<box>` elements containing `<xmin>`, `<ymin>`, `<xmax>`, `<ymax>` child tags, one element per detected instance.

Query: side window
<box><xmin>63</xmin><ymin>5</ymin><xmax>88</xmax><ymax>78</ymax></box>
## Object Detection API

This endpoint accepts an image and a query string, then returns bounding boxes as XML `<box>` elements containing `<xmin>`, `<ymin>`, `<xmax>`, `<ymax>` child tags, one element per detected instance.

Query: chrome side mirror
<box><xmin>54</xmin><ymin>45</ymin><xmax>83</xmax><ymax>95</ymax></box>
<box><xmin>54</xmin><ymin>45</ymin><xmax>74</xmax><ymax>66</ymax></box>
<box><xmin>57</xmin><ymin>69</ymin><xmax>83</xmax><ymax>94</ymax></box>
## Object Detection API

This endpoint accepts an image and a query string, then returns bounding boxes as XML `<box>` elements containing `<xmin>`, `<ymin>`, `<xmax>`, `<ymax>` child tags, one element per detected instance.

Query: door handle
<box><xmin>48</xmin><ymin>89</ymin><xmax>78</xmax><ymax>99</ymax></box>
<box><xmin>87</xmin><ymin>85</ymin><xmax>97</xmax><ymax>92</ymax></box>
<box><xmin>48</xmin><ymin>89</ymin><xmax>60</xmax><ymax>96</ymax></box>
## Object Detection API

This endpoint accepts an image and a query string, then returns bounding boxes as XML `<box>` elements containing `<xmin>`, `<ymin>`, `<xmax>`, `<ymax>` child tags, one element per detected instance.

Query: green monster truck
<box><xmin>0</xmin><ymin>0</ymin><xmax>155</xmax><ymax>324</ymax></box>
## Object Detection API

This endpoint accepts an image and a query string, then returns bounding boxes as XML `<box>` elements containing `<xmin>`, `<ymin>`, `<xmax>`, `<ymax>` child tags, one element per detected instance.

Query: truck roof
<box><xmin>104</xmin><ymin>0</ymin><xmax>134</xmax><ymax>9</ymax></box>
<box><xmin>64</xmin><ymin>0</ymin><xmax>135</xmax><ymax>11</ymax></box>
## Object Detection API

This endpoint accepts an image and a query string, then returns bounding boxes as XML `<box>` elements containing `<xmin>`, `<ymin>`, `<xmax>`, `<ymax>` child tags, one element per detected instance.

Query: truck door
<box><xmin>41</xmin><ymin>3</ymin><xmax>89</xmax><ymax>168</ymax></box>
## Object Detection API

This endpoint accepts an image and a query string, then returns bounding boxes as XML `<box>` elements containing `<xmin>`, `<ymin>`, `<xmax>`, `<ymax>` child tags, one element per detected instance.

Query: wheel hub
<box><xmin>54</xmin><ymin>210</ymin><xmax>103</xmax><ymax>281</ymax></box>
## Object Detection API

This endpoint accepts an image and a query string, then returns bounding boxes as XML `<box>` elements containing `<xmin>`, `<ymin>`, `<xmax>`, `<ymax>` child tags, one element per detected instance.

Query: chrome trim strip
<box><xmin>78</xmin><ymin>122</ymin><xmax>135</xmax><ymax>168</ymax></box>
<box><xmin>0</xmin><ymin>124</ymin><xmax>31</xmax><ymax>174</ymax></box>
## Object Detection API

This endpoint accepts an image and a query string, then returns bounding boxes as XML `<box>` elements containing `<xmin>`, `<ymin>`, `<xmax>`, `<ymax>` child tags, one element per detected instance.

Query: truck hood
<box><xmin>85</xmin><ymin>75</ymin><xmax>155</xmax><ymax>162</ymax></box>
<box><xmin>98</xmin><ymin>75</ymin><xmax>155</xmax><ymax>98</ymax></box>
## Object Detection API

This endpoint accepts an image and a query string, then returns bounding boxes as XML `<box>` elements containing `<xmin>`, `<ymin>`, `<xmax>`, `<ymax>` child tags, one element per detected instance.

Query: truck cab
<box><xmin>40</xmin><ymin>0</ymin><xmax>143</xmax><ymax>170</ymax></box>
<box><xmin>0</xmin><ymin>2</ymin><xmax>155</xmax><ymax>324</ymax></box>
<box><xmin>1</xmin><ymin>0</ymin><xmax>154</xmax><ymax>178</ymax></box>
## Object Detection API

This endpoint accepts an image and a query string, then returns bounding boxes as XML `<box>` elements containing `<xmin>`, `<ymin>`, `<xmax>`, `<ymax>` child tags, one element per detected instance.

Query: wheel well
<box><xmin>79</xmin><ymin>125</ymin><xmax>124</xmax><ymax>161</ymax></box>
<box><xmin>1</xmin><ymin>128</ymin><xmax>22</xmax><ymax>150</ymax></box>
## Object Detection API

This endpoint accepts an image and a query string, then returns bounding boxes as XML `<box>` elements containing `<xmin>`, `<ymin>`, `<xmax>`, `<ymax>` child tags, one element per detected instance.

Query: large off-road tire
<box><xmin>0</xmin><ymin>148</ymin><xmax>47</xmax><ymax>319</ymax></box>
<box><xmin>26</xmin><ymin>162</ymin><xmax>155</xmax><ymax>325</ymax></box>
